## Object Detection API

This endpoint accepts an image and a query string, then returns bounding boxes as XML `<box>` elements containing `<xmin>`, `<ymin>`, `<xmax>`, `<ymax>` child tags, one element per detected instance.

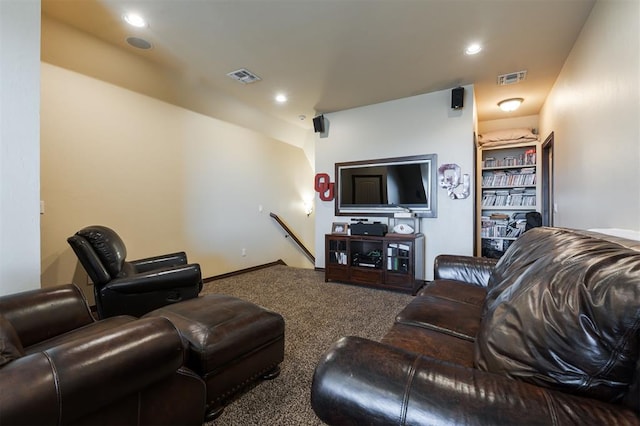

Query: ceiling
<box><xmin>42</xmin><ymin>0</ymin><xmax>596</xmax><ymax>130</ymax></box>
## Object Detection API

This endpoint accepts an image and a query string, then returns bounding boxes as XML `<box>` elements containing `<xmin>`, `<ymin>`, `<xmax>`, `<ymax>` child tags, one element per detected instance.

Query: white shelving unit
<box><xmin>476</xmin><ymin>141</ymin><xmax>542</xmax><ymax>258</ymax></box>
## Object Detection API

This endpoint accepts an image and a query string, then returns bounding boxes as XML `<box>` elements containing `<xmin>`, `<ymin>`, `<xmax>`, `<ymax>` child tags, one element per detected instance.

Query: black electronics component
<box><xmin>350</xmin><ymin>223</ymin><xmax>388</xmax><ymax>236</ymax></box>
<box><xmin>451</xmin><ymin>87</ymin><xmax>464</xmax><ymax>109</ymax></box>
<box><xmin>313</xmin><ymin>115</ymin><xmax>325</xmax><ymax>133</ymax></box>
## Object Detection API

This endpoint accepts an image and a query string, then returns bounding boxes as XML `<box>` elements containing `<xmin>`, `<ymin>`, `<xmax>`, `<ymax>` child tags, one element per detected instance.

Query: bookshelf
<box><xmin>476</xmin><ymin>141</ymin><xmax>542</xmax><ymax>258</ymax></box>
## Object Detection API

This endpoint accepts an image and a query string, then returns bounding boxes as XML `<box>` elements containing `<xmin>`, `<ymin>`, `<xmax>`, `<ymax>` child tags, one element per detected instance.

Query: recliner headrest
<box><xmin>76</xmin><ymin>226</ymin><xmax>127</xmax><ymax>277</ymax></box>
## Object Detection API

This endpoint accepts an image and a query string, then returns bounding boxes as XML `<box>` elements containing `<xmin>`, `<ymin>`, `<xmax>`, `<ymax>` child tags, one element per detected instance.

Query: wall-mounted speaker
<box><xmin>451</xmin><ymin>87</ymin><xmax>464</xmax><ymax>110</ymax></box>
<box><xmin>313</xmin><ymin>115</ymin><xmax>325</xmax><ymax>133</ymax></box>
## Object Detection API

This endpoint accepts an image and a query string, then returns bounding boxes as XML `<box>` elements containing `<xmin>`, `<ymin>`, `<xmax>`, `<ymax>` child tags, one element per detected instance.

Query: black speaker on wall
<box><xmin>313</xmin><ymin>115</ymin><xmax>325</xmax><ymax>133</ymax></box>
<box><xmin>451</xmin><ymin>87</ymin><xmax>464</xmax><ymax>110</ymax></box>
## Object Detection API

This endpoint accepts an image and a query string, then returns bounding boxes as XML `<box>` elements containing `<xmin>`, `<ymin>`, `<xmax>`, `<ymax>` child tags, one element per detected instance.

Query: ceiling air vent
<box><xmin>226</xmin><ymin>68</ymin><xmax>262</xmax><ymax>84</ymax></box>
<box><xmin>497</xmin><ymin>70</ymin><xmax>527</xmax><ymax>86</ymax></box>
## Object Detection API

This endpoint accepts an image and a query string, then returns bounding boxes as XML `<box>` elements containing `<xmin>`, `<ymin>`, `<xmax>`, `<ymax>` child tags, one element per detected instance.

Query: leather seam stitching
<box><xmin>395</xmin><ymin>319</ymin><xmax>475</xmax><ymax>342</ymax></box>
<box><xmin>400</xmin><ymin>356</ymin><xmax>420</xmax><ymax>425</ymax></box>
<box><xmin>541</xmin><ymin>390</ymin><xmax>559</xmax><ymax>426</ymax></box>
<box><xmin>589</xmin><ymin>315</ymin><xmax>640</xmax><ymax>390</ymax></box>
<box><xmin>43</xmin><ymin>351</ymin><xmax>62</xmax><ymax>426</ymax></box>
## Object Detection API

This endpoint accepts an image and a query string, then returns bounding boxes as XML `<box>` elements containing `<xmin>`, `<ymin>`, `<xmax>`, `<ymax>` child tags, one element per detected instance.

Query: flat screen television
<box><xmin>335</xmin><ymin>154</ymin><xmax>437</xmax><ymax>217</ymax></box>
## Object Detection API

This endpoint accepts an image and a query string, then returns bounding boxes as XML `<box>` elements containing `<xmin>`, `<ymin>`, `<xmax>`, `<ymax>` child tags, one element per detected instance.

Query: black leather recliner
<box><xmin>67</xmin><ymin>225</ymin><xmax>202</xmax><ymax>318</ymax></box>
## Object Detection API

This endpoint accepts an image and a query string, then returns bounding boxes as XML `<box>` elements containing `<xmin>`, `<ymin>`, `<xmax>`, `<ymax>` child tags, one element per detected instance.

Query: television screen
<box><xmin>335</xmin><ymin>154</ymin><xmax>437</xmax><ymax>217</ymax></box>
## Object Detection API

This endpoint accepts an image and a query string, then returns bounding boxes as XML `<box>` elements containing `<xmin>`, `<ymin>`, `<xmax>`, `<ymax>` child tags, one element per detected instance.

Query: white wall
<box><xmin>539</xmin><ymin>0</ymin><xmax>640</xmax><ymax>231</ymax></box>
<box><xmin>0</xmin><ymin>1</ymin><xmax>41</xmax><ymax>296</ymax></box>
<box><xmin>315</xmin><ymin>86</ymin><xmax>476</xmax><ymax>280</ymax></box>
<box><xmin>41</xmin><ymin>64</ymin><xmax>315</xmax><ymax>294</ymax></box>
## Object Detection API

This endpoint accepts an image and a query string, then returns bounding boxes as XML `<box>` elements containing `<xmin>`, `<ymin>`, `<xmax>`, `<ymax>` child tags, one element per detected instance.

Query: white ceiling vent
<box><xmin>497</xmin><ymin>70</ymin><xmax>527</xmax><ymax>86</ymax></box>
<box><xmin>226</xmin><ymin>68</ymin><xmax>262</xmax><ymax>84</ymax></box>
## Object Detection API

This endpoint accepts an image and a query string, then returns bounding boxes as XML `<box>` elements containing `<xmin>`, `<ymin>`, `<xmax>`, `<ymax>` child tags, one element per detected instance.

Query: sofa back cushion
<box><xmin>475</xmin><ymin>227</ymin><xmax>640</xmax><ymax>405</ymax></box>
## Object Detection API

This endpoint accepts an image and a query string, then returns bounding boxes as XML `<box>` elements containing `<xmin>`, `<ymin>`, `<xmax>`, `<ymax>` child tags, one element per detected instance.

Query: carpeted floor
<box><xmin>201</xmin><ymin>264</ymin><xmax>414</xmax><ymax>426</ymax></box>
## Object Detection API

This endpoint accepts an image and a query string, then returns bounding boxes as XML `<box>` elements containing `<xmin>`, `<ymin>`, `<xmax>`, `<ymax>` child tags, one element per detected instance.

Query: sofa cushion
<box><xmin>396</xmin><ymin>295</ymin><xmax>482</xmax><ymax>342</ymax></box>
<box><xmin>418</xmin><ymin>279</ymin><xmax>487</xmax><ymax>306</ymax></box>
<box><xmin>383</xmin><ymin>323</ymin><xmax>475</xmax><ymax>368</ymax></box>
<box><xmin>475</xmin><ymin>227</ymin><xmax>640</xmax><ymax>403</ymax></box>
<box><xmin>0</xmin><ymin>315</ymin><xmax>24</xmax><ymax>366</ymax></box>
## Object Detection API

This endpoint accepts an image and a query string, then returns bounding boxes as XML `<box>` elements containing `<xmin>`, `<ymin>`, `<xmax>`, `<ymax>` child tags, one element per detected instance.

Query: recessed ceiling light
<box><xmin>123</xmin><ymin>13</ymin><xmax>147</xmax><ymax>28</ymax></box>
<box><xmin>498</xmin><ymin>98</ymin><xmax>524</xmax><ymax>112</ymax></box>
<box><xmin>275</xmin><ymin>94</ymin><xmax>287</xmax><ymax>103</ymax></box>
<box><xmin>465</xmin><ymin>43</ymin><xmax>482</xmax><ymax>55</ymax></box>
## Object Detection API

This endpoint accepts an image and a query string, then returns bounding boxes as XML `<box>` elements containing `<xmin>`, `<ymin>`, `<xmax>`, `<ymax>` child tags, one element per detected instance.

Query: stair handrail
<box><xmin>269</xmin><ymin>212</ymin><xmax>315</xmax><ymax>264</ymax></box>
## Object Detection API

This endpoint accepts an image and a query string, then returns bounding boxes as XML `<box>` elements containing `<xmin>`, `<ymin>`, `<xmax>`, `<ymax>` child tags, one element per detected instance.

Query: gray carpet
<box><xmin>201</xmin><ymin>264</ymin><xmax>414</xmax><ymax>426</ymax></box>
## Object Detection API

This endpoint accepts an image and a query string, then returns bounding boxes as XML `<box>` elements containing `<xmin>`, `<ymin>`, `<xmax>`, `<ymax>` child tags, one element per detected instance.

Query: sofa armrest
<box><xmin>130</xmin><ymin>251</ymin><xmax>188</xmax><ymax>272</ymax></box>
<box><xmin>0</xmin><ymin>317</ymin><xmax>186</xmax><ymax>425</ymax></box>
<box><xmin>433</xmin><ymin>254</ymin><xmax>497</xmax><ymax>287</ymax></box>
<box><xmin>106</xmin><ymin>264</ymin><xmax>202</xmax><ymax>294</ymax></box>
<box><xmin>311</xmin><ymin>337</ymin><xmax>639</xmax><ymax>425</ymax></box>
<box><xmin>0</xmin><ymin>284</ymin><xmax>94</xmax><ymax>348</ymax></box>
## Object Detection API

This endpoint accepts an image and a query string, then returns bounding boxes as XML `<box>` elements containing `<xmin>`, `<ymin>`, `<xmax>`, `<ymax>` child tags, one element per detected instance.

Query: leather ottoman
<box><xmin>145</xmin><ymin>294</ymin><xmax>285</xmax><ymax>420</ymax></box>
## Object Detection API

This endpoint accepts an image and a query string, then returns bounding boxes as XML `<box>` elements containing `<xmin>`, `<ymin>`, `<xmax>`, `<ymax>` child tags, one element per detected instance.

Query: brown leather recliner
<box><xmin>67</xmin><ymin>225</ymin><xmax>203</xmax><ymax>318</ymax></box>
<box><xmin>0</xmin><ymin>284</ymin><xmax>206</xmax><ymax>425</ymax></box>
<box><xmin>311</xmin><ymin>227</ymin><xmax>640</xmax><ymax>425</ymax></box>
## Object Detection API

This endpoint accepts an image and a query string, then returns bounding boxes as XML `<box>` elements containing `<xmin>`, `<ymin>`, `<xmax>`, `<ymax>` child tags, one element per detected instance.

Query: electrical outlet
<box><xmin>241</xmin><ymin>248</ymin><xmax>247</xmax><ymax>257</ymax></box>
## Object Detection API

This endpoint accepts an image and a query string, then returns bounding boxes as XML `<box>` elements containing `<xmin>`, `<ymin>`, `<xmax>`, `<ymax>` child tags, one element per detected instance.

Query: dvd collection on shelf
<box><xmin>481</xmin><ymin>213</ymin><xmax>528</xmax><ymax>239</ymax></box>
<box><xmin>482</xmin><ymin>148</ymin><xmax>536</xmax><ymax>168</ymax></box>
<box><xmin>482</xmin><ymin>188</ymin><xmax>536</xmax><ymax>207</ymax></box>
<box><xmin>333</xmin><ymin>251</ymin><xmax>348</xmax><ymax>265</ymax></box>
<box><xmin>482</xmin><ymin>167</ymin><xmax>536</xmax><ymax>187</ymax></box>
<box><xmin>387</xmin><ymin>243</ymin><xmax>410</xmax><ymax>272</ymax></box>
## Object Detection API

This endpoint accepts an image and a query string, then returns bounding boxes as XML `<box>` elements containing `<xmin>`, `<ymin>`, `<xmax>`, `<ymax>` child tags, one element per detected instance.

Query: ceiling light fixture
<box><xmin>275</xmin><ymin>94</ymin><xmax>287</xmax><ymax>103</ymax></box>
<box><xmin>498</xmin><ymin>98</ymin><xmax>524</xmax><ymax>112</ymax></box>
<box><xmin>465</xmin><ymin>43</ymin><xmax>482</xmax><ymax>55</ymax></box>
<box><xmin>123</xmin><ymin>13</ymin><xmax>147</xmax><ymax>28</ymax></box>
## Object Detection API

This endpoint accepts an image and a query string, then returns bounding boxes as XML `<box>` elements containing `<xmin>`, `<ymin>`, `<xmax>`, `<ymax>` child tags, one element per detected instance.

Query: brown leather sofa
<box><xmin>311</xmin><ymin>227</ymin><xmax>640</xmax><ymax>425</ymax></box>
<box><xmin>0</xmin><ymin>284</ymin><xmax>206</xmax><ymax>425</ymax></box>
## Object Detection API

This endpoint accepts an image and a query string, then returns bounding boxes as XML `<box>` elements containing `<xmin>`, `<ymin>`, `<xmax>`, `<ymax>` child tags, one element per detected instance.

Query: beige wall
<box><xmin>539</xmin><ymin>0</ymin><xmax>640</xmax><ymax>230</ymax></box>
<box><xmin>41</xmin><ymin>63</ymin><xmax>315</xmax><ymax>295</ymax></box>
